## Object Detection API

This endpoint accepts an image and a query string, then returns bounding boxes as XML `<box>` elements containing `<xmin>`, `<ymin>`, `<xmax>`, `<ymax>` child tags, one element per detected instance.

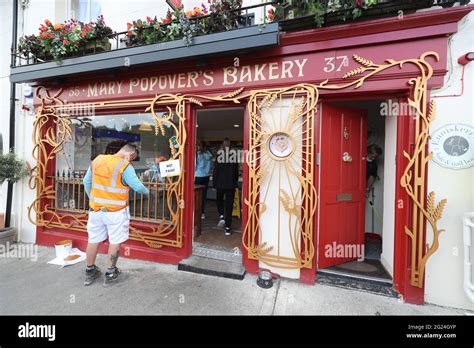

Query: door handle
<box><xmin>342</xmin><ymin>152</ymin><xmax>352</xmax><ymax>162</ymax></box>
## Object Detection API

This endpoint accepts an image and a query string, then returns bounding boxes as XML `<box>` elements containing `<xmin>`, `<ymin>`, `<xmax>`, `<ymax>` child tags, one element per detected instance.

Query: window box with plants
<box><xmin>0</xmin><ymin>151</ymin><xmax>29</xmax><ymax>250</ymax></box>
<box><xmin>268</xmin><ymin>0</ymin><xmax>462</xmax><ymax>31</ymax></box>
<box><xmin>124</xmin><ymin>0</ymin><xmax>244</xmax><ymax>48</ymax></box>
<box><xmin>10</xmin><ymin>1</ymin><xmax>279</xmax><ymax>83</ymax></box>
<box><xmin>17</xmin><ymin>15</ymin><xmax>113</xmax><ymax>63</ymax></box>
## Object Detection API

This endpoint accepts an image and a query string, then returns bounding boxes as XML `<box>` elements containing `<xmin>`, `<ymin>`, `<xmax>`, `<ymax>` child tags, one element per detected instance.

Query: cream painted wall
<box><xmin>424</xmin><ymin>11</ymin><xmax>474</xmax><ymax>311</ymax></box>
<box><xmin>258</xmin><ymin>97</ymin><xmax>302</xmax><ymax>279</ymax></box>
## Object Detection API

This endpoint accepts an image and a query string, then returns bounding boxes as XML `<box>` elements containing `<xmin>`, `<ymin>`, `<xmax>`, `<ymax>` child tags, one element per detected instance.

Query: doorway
<box><xmin>318</xmin><ymin>100</ymin><xmax>395</xmax><ymax>283</ymax></box>
<box><xmin>192</xmin><ymin>107</ymin><xmax>245</xmax><ymax>261</ymax></box>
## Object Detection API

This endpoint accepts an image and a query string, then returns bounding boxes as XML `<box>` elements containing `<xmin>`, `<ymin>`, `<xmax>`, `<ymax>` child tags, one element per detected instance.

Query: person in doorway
<box><xmin>194</xmin><ymin>141</ymin><xmax>213</xmax><ymax>219</ymax></box>
<box><xmin>213</xmin><ymin>138</ymin><xmax>239</xmax><ymax>236</ymax></box>
<box><xmin>82</xmin><ymin>144</ymin><xmax>149</xmax><ymax>286</ymax></box>
<box><xmin>366</xmin><ymin>144</ymin><xmax>383</xmax><ymax>197</ymax></box>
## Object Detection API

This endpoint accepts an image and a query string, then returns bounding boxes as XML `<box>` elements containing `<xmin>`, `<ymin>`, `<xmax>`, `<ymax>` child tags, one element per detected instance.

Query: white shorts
<box><xmin>87</xmin><ymin>207</ymin><xmax>130</xmax><ymax>245</ymax></box>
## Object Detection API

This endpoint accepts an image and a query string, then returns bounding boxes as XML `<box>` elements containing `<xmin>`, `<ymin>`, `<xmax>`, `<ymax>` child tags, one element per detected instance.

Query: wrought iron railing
<box><xmin>53</xmin><ymin>170</ymin><xmax>175</xmax><ymax>223</ymax></box>
<box><xmin>11</xmin><ymin>0</ymin><xmax>469</xmax><ymax>67</ymax></box>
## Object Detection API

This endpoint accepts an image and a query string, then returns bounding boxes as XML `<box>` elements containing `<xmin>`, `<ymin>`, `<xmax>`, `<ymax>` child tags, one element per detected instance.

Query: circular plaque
<box><xmin>268</xmin><ymin>132</ymin><xmax>293</xmax><ymax>159</ymax></box>
<box><xmin>429</xmin><ymin>124</ymin><xmax>473</xmax><ymax>170</ymax></box>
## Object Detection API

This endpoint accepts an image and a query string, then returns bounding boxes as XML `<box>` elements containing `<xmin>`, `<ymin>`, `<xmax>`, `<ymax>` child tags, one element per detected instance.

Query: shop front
<box><xmin>23</xmin><ymin>6</ymin><xmax>472</xmax><ymax>304</ymax></box>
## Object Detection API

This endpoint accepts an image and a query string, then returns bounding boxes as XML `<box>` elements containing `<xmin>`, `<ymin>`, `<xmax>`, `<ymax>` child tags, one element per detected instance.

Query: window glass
<box><xmin>70</xmin><ymin>0</ymin><xmax>102</xmax><ymax>22</ymax></box>
<box><xmin>56</xmin><ymin>112</ymin><xmax>177</xmax><ymax>174</ymax></box>
<box><xmin>55</xmin><ymin>112</ymin><xmax>179</xmax><ymax>222</ymax></box>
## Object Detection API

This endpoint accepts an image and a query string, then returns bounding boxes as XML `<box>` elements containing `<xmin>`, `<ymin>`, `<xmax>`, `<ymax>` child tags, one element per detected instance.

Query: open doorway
<box><xmin>193</xmin><ymin>107</ymin><xmax>244</xmax><ymax>258</ymax></box>
<box><xmin>318</xmin><ymin>100</ymin><xmax>396</xmax><ymax>284</ymax></box>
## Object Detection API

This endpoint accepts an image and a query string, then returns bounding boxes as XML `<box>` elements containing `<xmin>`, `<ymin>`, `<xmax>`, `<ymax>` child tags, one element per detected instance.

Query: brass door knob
<box><xmin>342</xmin><ymin>152</ymin><xmax>352</xmax><ymax>162</ymax></box>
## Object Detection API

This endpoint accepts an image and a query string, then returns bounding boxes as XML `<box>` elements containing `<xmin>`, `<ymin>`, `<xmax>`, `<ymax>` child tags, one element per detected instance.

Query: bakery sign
<box><xmin>429</xmin><ymin>124</ymin><xmax>474</xmax><ymax>169</ymax></box>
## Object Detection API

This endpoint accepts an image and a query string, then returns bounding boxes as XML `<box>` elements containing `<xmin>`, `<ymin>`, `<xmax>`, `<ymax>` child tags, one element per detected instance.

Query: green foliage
<box><xmin>125</xmin><ymin>1</ymin><xmax>243</xmax><ymax>47</ymax></box>
<box><xmin>0</xmin><ymin>151</ymin><xmax>29</xmax><ymax>185</ymax></box>
<box><xmin>18</xmin><ymin>16</ymin><xmax>113</xmax><ymax>61</ymax></box>
<box><xmin>272</xmin><ymin>0</ymin><xmax>380</xmax><ymax>27</ymax></box>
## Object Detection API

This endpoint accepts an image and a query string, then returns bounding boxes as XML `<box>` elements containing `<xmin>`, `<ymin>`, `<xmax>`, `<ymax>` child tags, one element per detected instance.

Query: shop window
<box><xmin>69</xmin><ymin>0</ymin><xmax>102</xmax><ymax>22</ymax></box>
<box><xmin>55</xmin><ymin>112</ymin><xmax>179</xmax><ymax>223</ymax></box>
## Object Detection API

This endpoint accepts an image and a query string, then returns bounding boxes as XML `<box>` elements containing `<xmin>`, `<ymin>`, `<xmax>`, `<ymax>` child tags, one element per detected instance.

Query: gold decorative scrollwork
<box><xmin>241</xmin><ymin>52</ymin><xmax>446</xmax><ymax>279</ymax></box>
<box><xmin>29</xmin><ymin>52</ymin><xmax>446</xmax><ymax>285</ymax></box>
<box><xmin>243</xmin><ymin>84</ymin><xmax>318</xmax><ymax>269</ymax></box>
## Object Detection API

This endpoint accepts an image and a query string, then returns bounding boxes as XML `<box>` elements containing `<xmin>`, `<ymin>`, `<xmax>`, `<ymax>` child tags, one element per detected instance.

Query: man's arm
<box><xmin>83</xmin><ymin>167</ymin><xmax>92</xmax><ymax>198</ymax></box>
<box><xmin>122</xmin><ymin>165</ymin><xmax>149</xmax><ymax>195</ymax></box>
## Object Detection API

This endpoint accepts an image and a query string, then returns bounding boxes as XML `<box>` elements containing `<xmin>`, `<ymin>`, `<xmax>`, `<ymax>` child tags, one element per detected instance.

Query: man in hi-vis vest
<box><xmin>83</xmin><ymin>144</ymin><xmax>149</xmax><ymax>286</ymax></box>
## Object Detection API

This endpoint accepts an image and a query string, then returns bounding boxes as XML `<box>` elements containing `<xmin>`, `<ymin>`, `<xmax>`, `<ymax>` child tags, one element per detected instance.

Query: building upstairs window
<box><xmin>69</xmin><ymin>0</ymin><xmax>102</xmax><ymax>22</ymax></box>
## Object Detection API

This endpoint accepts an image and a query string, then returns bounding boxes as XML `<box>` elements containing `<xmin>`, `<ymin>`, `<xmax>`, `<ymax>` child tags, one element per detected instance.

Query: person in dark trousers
<box><xmin>366</xmin><ymin>143</ymin><xmax>382</xmax><ymax>197</ymax></box>
<box><xmin>213</xmin><ymin>138</ymin><xmax>239</xmax><ymax>236</ymax></box>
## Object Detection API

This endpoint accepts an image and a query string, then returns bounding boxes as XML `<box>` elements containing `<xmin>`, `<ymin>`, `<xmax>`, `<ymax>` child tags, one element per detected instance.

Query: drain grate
<box><xmin>192</xmin><ymin>242</ymin><xmax>242</xmax><ymax>264</ymax></box>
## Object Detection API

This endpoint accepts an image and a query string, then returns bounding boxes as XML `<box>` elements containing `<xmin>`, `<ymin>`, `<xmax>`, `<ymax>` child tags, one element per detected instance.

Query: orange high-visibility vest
<box><xmin>89</xmin><ymin>155</ymin><xmax>130</xmax><ymax>212</ymax></box>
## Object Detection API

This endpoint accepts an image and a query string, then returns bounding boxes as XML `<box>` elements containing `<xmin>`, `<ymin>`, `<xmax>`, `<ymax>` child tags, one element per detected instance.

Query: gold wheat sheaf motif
<box><xmin>399</xmin><ymin>99</ymin><xmax>447</xmax><ymax>287</ymax></box>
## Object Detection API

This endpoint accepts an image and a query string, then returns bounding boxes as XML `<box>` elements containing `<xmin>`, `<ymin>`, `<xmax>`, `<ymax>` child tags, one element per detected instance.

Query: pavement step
<box><xmin>178</xmin><ymin>255</ymin><xmax>246</xmax><ymax>280</ymax></box>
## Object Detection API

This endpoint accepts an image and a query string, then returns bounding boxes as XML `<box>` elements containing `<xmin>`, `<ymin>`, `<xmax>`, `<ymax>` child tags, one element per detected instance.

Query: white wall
<box><xmin>380</xmin><ymin>110</ymin><xmax>397</xmax><ymax>277</ymax></box>
<box><xmin>0</xmin><ymin>0</ymin><xmax>13</xmax><ymax>227</ymax></box>
<box><xmin>425</xmin><ymin>11</ymin><xmax>474</xmax><ymax>310</ymax></box>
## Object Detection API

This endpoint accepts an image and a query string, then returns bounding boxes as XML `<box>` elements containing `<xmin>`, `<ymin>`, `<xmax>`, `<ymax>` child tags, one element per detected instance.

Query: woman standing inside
<box><xmin>195</xmin><ymin>141</ymin><xmax>213</xmax><ymax>219</ymax></box>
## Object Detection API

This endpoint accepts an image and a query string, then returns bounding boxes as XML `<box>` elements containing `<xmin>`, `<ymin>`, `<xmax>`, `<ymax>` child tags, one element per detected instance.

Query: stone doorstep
<box><xmin>178</xmin><ymin>255</ymin><xmax>246</xmax><ymax>280</ymax></box>
<box><xmin>192</xmin><ymin>242</ymin><xmax>242</xmax><ymax>264</ymax></box>
<box><xmin>316</xmin><ymin>271</ymin><xmax>400</xmax><ymax>299</ymax></box>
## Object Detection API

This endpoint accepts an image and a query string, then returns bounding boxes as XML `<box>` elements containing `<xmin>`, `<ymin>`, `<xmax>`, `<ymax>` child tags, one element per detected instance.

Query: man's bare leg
<box><xmin>107</xmin><ymin>243</ymin><xmax>120</xmax><ymax>270</ymax></box>
<box><xmin>86</xmin><ymin>242</ymin><xmax>100</xmax><ymax>266</ymax></box>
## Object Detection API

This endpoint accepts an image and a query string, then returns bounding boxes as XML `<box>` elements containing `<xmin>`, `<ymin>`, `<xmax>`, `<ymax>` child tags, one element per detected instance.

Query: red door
<box><xmin>318</xmin><ymin>104</ymin><xmax>367</xmax><ymax>269</ymax></box>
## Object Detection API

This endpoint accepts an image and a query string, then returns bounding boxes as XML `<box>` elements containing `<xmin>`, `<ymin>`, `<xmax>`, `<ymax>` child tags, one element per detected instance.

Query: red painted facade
<box><xmin>34</xmin><ymin>6</ymin><xmax>474</xmax><ymax>304</ymax></box>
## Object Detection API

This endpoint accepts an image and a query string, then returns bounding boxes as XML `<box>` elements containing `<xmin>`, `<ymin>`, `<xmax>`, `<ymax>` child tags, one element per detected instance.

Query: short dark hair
<box><xmin>367</xmin><ymin>144</ymin><xmax>382</xmax><ymax>155</ymax></box>
<box><xmin>121</xmin><ymin>143</ymin><xmax>138</xmax><ymax>156</ymax></box>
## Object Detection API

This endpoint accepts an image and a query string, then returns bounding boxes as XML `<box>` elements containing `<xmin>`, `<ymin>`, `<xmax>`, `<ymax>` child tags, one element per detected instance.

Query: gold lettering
<box><xmin>281</xmin><ymin>61</ymin><xmax>294</xmax><ymax>79</ymax></box>
<box><xmin>140</xmin><ymin>77</ymin><xmax>149</xmax><ymax>91</ymax></box>
<box><xmin>203</xmin><ymin>70</ymin><xmax>214</xmax><ymax>86</ymax></box>
<box><xmin>187</xmin><ymin>71</ymin><xmax>199</xmax><ymax>88</ymax></box>
<box><xmin>294</xmin><ymin>59</ymin><xmax>307</xmax><ymax>77</ymax></box>
<box><xmin>108</xmin><ymin>81</ymin><xmax>115</xmax><ymax>95</ymax></box>
<box><xmin>87</xmin><ymin>83</ymin><xmax>98</xmax><ymax>97</ymax></box>
<box><xmin>116</xmin><ymin>80</ymin><xmax>123</xmax><ymax>94</ymax></box>
<box><xmin>99</xmin><ymin>82</ymin><xmax>107</xmax><ymax>96</ymax></box>
<box><xmin>239</xmin><ymin>65</ymin><xmax>252</xmax><ymax>83</ymax></box>
<box><xmin>268</xmin><ymin>62</ymin><xmax>279</xmax><ymax>80</ymax></box>
<box><xmin>223</xmin><ymin>67</ymin><xmax>237</xmax><ymax>85</ymax></box>
<box><xmin>254</xmin><ymin>64</ymin><xmax>267</xmax><ymax>81</ymax></box>
<box><xmin>159</xmin><ymin>75</ymin><xmax>167</xmax><ymax>90</ymax></box>
<box><xmin>168</xmin><ymin>74</ymin><xmax>177</xmax><ymax>89</ymax></box>
<box><xmin>129</xmin><ymin>78</ymin><xmax>139</xmax><ymax>93</ymax></box>
<box><xmin>149</xmin><ymin>77</ymin><xmax>158</xmax><ymax>91</ymax></box>
<box><xmin>178</xmin><ymin>73</ymin><xmax>186</xmax><ymax>88</ymax></box>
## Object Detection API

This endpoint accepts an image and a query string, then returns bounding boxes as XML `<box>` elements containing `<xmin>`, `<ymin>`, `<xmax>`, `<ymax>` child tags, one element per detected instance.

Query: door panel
<box><xmin>318</xmin><ymin>104</ymin><xmax>367</xmax><ymax>269</ymax></box>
